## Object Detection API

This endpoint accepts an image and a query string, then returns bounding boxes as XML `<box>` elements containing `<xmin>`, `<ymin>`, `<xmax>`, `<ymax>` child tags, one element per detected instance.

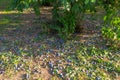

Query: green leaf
<box><xmin>104</xmin><ymin>16</ymin><xmax>107</xmax><ymax>21</ymax></box>
<box><xmin>91</xmin><ymin>0</ymin><xmax>96</xmax><ymax>3</ymax></box>
<box><xmin>33</xmin><ymin>6</ymin><xmax>40</xmax><ymax>16</ymax></box>
<box><xmin>85</xmin><ymin>0</ymin><xmax>89</xmax><ymax>4</ymax></box>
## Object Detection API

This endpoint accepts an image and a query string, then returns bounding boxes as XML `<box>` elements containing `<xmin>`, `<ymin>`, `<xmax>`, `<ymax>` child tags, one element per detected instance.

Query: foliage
<box><xmin>52</xmin><ymin>0</ymin><xmax>97</xmax><ymax>39</ymax></box>
<box><xmin>102</xmin><ymin>15</ymin><xmax>120</xmax><ymax>48</ymax></box>
<box><xmin>10</xmin><ymin>0</ymin><xmax>120</xmax><ymax>39</ymax></box>
<box><xmin>44</xmin><ymin>41</ymin><xmax>120</xmax><ymax>80</ymax></box>
<box><xmin>63</xmin><ymin>46</ymin><xmax>120</xmax><ymax>79</ymax></box>
<box><xmin>10</xmin><ymin>0</ymin><xmax>40</xmax><ymax>15</ymax></box>
<box><xmin>101</xmin><ymin>0</ymin><xmax>120</xmax><ymax>48</ymax></box>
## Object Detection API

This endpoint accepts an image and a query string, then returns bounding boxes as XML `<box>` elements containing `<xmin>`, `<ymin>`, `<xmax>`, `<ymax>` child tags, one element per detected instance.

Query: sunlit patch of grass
<box><xmin>0</xmin><ymin>11</ymin><xmax>24</xmax><ymax>14</ymax></box>
<box><xmin>0</xmin><ymin>19</ymin><xmax>9</xmax><ymax>25</ymax></box>
<box><xmin>0</xmin><ymin>16</ymin><xmax>21</xmax><ymax>25</ymax></box>
<box><xmin>0</xmin><ymin>15</ymin><xmax>22</xmax><ymax>32</ymax></box>
<box><xmin>0</xmin><ymin>8</ymin><xmax>34</xmax><ymax>14</ymax></box>
<box><xmin>0</xmin><ymin>10</ymin><xmax>33</xmax><ymax>33</ymax></box>
<box><xmin>0</xmin><ymin>40</ymin><xmax>120</xmax><ymax>79</ymax></box>
<box><xmin>0</xmin><ymin>51</ymin><xmax>32</xmax><ymax>77</ymax></box>
<box><xmin>51</xmin><ymin>76</ymin><xmax>60</xmax><ymax>80</ymax></box>
<box><xmin>62</xmin><ymin>46</ymin><xmax>120</xmax><ymax>80</ymax></box>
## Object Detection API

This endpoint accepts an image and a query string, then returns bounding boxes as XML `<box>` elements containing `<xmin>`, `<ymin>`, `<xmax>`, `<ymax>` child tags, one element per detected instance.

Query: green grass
<box><xmin>0</xmin><ymin>19</ymin><xmax>9</xmax><ymax>25</ymax></box>
<box><xmin>63</xmin><ymin>46</ymin><xmax>120</xmax><ymax>79</ymax></box>
<box><xmin>0</xmin><ymin>0</ymin><xmax>22</xmax><ymax>32</ymax></box>
<box><xmin>0</xmin><ymin>15</ymin><xmax>22</xmax><ymax>32</ymax></box>
<box><xmin>0</xmin><ymin>45</ymin><xmax>120</xmax><ymax>80</ymax></box>
<box><xmin>0</xmin><ymin>0</ymin><xmax>119</xmax><ymax>79</ymax></box>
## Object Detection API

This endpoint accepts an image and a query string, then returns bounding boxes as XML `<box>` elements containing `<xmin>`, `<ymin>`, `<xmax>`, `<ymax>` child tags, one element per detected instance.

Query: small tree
<box><xmin>10</xmin><ymin>0</ymin><xmax>120</xmax><ymax>39</ymax></box>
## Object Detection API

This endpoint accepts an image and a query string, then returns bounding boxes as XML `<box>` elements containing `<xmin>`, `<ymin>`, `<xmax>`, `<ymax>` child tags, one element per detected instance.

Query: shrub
<box><xmin>10</xmin><ymin>0</ymin><xmax>120</xmax><ymax>39</ymax></box>
<box><xmin>102</xmin><ymin>15</ymin><xmax>120</xmax><ymax>48</ymax></box>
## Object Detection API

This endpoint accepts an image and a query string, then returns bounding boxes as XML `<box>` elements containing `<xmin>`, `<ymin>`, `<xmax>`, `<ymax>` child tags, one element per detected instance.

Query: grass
<box><xmin>63</xmin><ymin>46</ymin><xmax>120</xmax><ymax>79</ymax></box>
<box><xmin>0</xmin><ymin>0</ymin><xmax>22</xmax><ymax>33</ymax></box>
<box><xmin>0</xmin><ymin>45</ymin><xmax>120</xmax><ymax>79</ymax></box>
<box><xmin>0</xmin><ymin>15</ymin><xmax>22</xmax><ymax>32</ymax></box>
<box><xmin>0</xmin><ymin>13</ymin><xmax>120</xmax><ymax>79</ymax></box>
<box><xmin>0</xmin><ymin>0</ymin><xmax>120</xmax><ymax>80</ymax></box>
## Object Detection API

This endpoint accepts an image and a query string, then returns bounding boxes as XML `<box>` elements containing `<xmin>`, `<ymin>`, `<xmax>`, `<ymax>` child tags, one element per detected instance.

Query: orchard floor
<box><xmin>0</xmin><ymin>7</ymin><xmax>120</xmax><ymax>80</ymax></box>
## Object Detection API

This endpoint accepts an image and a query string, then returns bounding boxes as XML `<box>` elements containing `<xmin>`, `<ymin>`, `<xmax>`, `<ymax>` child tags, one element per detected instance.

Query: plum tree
<box><xmin>10</xmin><ymin>0</ymin><xmax>120</xmax><ymax>39</ymax></box>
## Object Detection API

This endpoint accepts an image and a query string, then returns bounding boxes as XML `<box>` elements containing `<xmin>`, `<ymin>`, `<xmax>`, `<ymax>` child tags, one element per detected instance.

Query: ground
<box><xmin>0</xmin><ymin>1</ymin><xmax>120</xmax><ymax>80</ymax></box>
